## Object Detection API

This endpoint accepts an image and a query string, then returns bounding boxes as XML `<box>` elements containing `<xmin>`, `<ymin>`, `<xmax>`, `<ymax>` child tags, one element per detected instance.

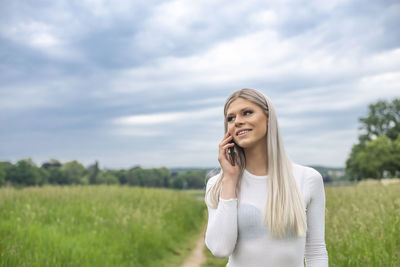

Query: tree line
<box><xmin>1</xmin><ymin>98</ymin><xmax>398</xmax><ymax>187</ymax></box>
<box><xmin>345</xmin><ymin>98</ymin><xmax>400</xmax><ymax>180</ymax></box>
<box><xmin>0</xmin><ymin>159</ymin><xmax>211</xmax><ymax>189</ymax></box>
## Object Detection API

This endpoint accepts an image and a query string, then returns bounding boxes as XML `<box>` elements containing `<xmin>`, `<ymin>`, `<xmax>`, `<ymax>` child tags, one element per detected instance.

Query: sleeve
<box><xmin>304</xmin><ymin>171</ymin><xmax>329</xmax><ymax>267</ymax></box>
<box><xmin>204</xmin><ymin>177</ymin><xmax>238</xmax><ymax>258</ymax></box>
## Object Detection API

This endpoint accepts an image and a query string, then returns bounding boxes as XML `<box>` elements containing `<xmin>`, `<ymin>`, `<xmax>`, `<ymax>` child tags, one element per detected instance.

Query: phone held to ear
<box><xmin>228</xmin><ymin>139</ymin><xmax>236</xmax><ymax>166</ymax></box>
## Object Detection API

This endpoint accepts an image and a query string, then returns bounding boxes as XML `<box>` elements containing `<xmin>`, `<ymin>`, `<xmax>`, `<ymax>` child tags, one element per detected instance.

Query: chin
<box><xmin>236</xmin><ymin>140</ymin><xmax>251</xmax><ymax>148</ymax></box>
<box><xmin>238</xmin><ymin>138</ymin><xmax>263</xmax><ymax>149</ymax></box>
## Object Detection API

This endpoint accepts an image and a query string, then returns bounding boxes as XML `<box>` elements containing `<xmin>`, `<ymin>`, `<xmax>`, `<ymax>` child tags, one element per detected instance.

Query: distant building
<box><xmin>41</xmin><ymin>162</ymin><xmax>62</xmax><ymax>169</ymax></box>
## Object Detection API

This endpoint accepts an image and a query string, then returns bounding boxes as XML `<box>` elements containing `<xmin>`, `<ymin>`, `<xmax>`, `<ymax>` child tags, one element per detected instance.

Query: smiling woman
<box><xmin>204</xmin><ymin>88</ymin><xmax>329</xmax><ymax>267</ymax></box>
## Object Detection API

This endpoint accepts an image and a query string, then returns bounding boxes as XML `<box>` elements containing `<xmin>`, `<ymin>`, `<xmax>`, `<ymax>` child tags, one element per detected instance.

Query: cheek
<box><xmin>253</xmin><ymin>116</ymin><xmax>265</xmax><ymax>126</ymax></box>
<box><xmin>228</xmin><ymin>126</ymin><xmax>235</xmax><ymax>135</ymax></box>
<box><xmin>254</xmin><ymin>117</ymin><xmax>267</xmax><ymax>133</ymax></box>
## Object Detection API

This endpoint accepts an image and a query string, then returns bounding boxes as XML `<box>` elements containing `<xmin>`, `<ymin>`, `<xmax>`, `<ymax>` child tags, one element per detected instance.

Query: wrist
<box><xmin>222</xmin><ymin>175</ymin><xmax>238</xmax><ymax>184</ymax></box>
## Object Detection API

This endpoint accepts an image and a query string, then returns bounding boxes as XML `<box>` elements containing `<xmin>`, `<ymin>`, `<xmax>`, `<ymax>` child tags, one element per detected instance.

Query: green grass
<box><xmin>326</xmin><ymin>183</ymin><xmax>400</xmax><ymax>266</ymax></box>
<box><xmin>202</xmin><ymin>184</ymin><xmax>400</xmax><ymax>267</ymax></box>
<box><xmin>0</xmin><ymin>185</ymin><xmax>206</xmax><ymax>267</ymax></box>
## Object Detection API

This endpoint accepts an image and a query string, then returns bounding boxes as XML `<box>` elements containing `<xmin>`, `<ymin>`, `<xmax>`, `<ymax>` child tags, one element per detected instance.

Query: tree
<box><xmin>110</xmin><ymin>169</ymin><xmax>128</xmax><ymax>184</ymax></box>
<box><xmin>345</xmin><ymin>143</ymin><xmax>366</xmax><ymax>181</ymax></box>
<box><xmin>37</xmin><ymin>168</ymin><xmax>49</xmax><ymax>185</ymax></box>
<box><xmin>390</xmin><ymin>134</ymin><xmax>400</xmax><ymax>177</ymax></box>
<box><xmin>346</xmin><ymin>98</ymin><xmax>400</xmax><ymax>180</ymax></box>
<box><xmin>48</xmin><ymin>167</ymin><xmax>67</xmax><ymax>185</ymax></box>
<box><xmin>355</xmin><ymin>135</ymin><xmax>392</xmax><ymax>179</ymax></box>
<box><xmin>62</xmin><ymin>160</ymin><xmax>86</xmax><ymax>184</ymax></box>
<box><xmin>171</xmin><ymin>176</ymin><xmax>185</xmax><ymax>189</ymax></box>
<box><xmin>13</xmin><ymin>158</ymin><xmax>41</xmax><ymax>186</ymax></box>
<box><xmin>0</xmin><ymin>164</ymin><xmax>5</xmax><ymax>187</ymax></box>
<box><xmin>184</xmin><ymin>170</ymin><xmax>207</xmax><ymax>189</ymax></box>
<box><xmin>88</xmin><ymin>161</ymin><xmax>100</xmax><ymax>184</ymax></box>
<box><xmin>153</xmin><ymin>167</ymin><xmax>170</xmax><ymax>187</ymax></box>
<box><xmin>0</xmin><ymin>162</ymin><xmax>13</xmax><ymax>184</ymax></box>
<box><xmin>127</xmin><ymin>167</ymin><xmax>144</xmax><ymax>186</ymax></box>
<box><xmin>358</xmin><ymin>98</ymin><xmax>400</xmax><ymax>144</ymax></box>
<box><xmin>97</xmin><ymin>171</ymin><xmax>120</xmax><ymax>185</ymax></box>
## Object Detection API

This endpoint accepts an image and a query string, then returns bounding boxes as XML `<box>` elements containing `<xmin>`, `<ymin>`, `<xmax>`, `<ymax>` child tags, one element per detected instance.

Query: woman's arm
<box><xmin>204</xmin><ymin>176</ymin><xmax>238</xmax><ymax>258</ymax></box>
<box><xmin>304</xmin><ymin>171</ymin><xmax>329</xmax><ymax>266</ymax></box>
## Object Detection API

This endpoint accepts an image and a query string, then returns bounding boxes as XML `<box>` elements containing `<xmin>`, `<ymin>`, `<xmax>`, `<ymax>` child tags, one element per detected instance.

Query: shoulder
<box><xmin>292</xmin><ymin>163</ymin><xmax>324</xmax><ymax>187</ymax></box>
<box><xmin>206</xmin><ymin>173</ymin><xmax>220</xmax><ymax>190</ymax></box>
<box><xmin>204</xmin><ymin>173</ymin><xmax>221</xmax><ymax>208</ymax></box>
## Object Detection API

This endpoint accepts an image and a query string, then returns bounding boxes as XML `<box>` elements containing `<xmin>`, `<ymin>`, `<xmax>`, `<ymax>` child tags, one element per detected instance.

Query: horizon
<box><xmin>1</xmin><ymin>158</ymin><xmax>346</xmax><ymax>171</ymax></box>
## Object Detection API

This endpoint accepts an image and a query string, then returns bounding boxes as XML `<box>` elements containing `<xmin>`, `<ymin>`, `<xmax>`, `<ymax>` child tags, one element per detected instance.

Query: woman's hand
<box><xmin>218</xmin><ymin>132</ymin><xmax>240</xmax><ymax>183</ymax></box>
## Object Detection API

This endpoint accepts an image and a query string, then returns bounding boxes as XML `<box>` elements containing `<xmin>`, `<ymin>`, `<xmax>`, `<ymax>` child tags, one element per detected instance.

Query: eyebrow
<box><xmin>226</xmin><ymin>107</ymin><xmax>251</xmax><ymax>116</ymax></box>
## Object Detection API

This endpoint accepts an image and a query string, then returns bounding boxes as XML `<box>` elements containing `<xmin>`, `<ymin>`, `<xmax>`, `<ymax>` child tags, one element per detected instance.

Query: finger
<box><xmin>218</xmin><ymin>149</ymin><xmax>230</xmax><ymax>164</ymax></box>
<box><xmin>220</xmin><ymin>134</ymin><xmax>234</xmax><ymax>147</ymax></box>
<box><xmin>222</xmin><ymin>142</ymin><xmax>235</xmax><ymax>150</ymax></box>
<box><xmin>219</xmin><ymin>142</ymin><xmax>233</xmax><ymax>158</ymax></box>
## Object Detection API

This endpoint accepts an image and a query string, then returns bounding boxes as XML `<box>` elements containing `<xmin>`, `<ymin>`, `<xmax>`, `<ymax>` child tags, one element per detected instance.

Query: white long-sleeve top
<box><xmin>204</xmin><ymin>163</ymin><xmax>329</xmax><ymax>267</ymax></box>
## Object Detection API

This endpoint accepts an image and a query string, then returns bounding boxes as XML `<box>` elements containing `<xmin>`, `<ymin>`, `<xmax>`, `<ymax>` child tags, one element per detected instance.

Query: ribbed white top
<box><xmin>205</xmin><ymin>163</ymin><xmax>329</xmax><ymax>267</ymax></box>
<box><xmin>243</xmin><ymin>169</ymin><xmax>268</xmax><ymax>179</ymax></box>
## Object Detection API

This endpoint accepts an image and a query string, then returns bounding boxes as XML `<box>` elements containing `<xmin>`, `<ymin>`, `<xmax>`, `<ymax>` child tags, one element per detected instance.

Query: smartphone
<box><xmin>228</xmin><ymin>139</ymin><xmax>236</xmax><ymax>166</ymax></box>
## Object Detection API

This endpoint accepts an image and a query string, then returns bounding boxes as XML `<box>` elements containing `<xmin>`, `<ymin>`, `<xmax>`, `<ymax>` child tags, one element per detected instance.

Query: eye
<box><xmin>226</xmin><ymin>110</ymin><xmax>253</xmax><ymax>122</ymax></box>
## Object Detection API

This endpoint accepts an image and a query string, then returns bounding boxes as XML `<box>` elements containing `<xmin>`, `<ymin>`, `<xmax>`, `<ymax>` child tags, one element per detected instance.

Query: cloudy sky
<box><xmin>1</xmin><ymin>0</ymin><xmax>399</xmax><ymax>170</ymax></box>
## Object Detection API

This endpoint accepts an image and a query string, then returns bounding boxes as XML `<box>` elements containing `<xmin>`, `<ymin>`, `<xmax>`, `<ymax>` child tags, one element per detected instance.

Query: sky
<box><xmin>1</xmin><ymin>0</ymin><xmax>399</xmax><ymax>170</ymax></box>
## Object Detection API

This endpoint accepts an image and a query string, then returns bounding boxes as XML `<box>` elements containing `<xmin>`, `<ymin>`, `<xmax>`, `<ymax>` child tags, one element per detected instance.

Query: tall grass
<box><xmin>0</xmin><ymin>185</ymin><xmax>206</xmax><ymax>267</ymax></box>
<box><xmin>202</xmin><ymin>184</ymin><xmax>400</xmax><ymax>267</ymax></box>
<box><xmin>326</xmin><ymin>183</ymin><xmax>400</xmax><ymax>266</ymax></box>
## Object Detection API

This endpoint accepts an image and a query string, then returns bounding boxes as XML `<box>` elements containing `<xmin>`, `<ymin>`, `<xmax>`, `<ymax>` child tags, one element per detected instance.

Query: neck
<box><xmin>244</xmin><ymin>138</ymin><xmax>268</xmax><ymax>176</ymax></box>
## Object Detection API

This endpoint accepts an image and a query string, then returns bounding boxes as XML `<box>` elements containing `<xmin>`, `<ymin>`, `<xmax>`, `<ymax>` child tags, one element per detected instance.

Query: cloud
<box><xmin>0</xmin><ymin>20</ymin><xmax>82</xmax><ymax>61</ymax></box>
<box><xmin>1</xmin><ymin>0</ymin><xmax>399</xmax><ymax>168</ymax></box>
<box><xmin>110</xmin><ymin>106</ymin><xmax>223</xmax><ymax>136</ymax></box>
<box><xmin>113</xmin><ymin>111</ymin><xmax>187</xmax><ymax>125</ymax></box>
<box><xmin>286</xmin><ymin>128</ymin><xmax>359</xmax><ymax>167</ymax></box>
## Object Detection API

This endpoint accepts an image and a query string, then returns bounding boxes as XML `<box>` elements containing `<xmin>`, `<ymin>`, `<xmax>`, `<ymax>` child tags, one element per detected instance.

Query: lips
<box><xmin>236</xmin><ymin>129</ymin><xmax>252</xmax><ymax>136</ymax></box>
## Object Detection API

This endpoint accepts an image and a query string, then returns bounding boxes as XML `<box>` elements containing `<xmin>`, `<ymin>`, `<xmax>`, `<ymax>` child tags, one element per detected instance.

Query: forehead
<box><xmin>226</xmin><ymin>98</ymin><xmax>259</xmax><ymax>115</ymax></box>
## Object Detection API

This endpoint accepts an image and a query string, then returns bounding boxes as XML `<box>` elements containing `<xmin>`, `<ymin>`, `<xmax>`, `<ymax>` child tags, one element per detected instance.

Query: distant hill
<box><xmin>170</xmin><ymin>165</ymin><xmax>347</xmax><ymax>184</ymax></box>
<box><xmin>309</xmin><ymin>165</ymin><xmax>346</xmax><ymax>184</ymax></box>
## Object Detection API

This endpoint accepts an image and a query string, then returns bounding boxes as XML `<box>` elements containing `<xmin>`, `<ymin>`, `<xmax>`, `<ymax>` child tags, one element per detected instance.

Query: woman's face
<box><xmin>226</xmin><ymin>97</ymin><xmax>268</xmax><ymax>149</ymax></box>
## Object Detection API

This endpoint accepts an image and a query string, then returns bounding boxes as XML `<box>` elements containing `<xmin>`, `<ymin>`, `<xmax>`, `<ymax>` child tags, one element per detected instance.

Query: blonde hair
<box><xmin>205</xmin><ymin>88</ymin><xmax>307</xmax><ymax>239</ymax></box>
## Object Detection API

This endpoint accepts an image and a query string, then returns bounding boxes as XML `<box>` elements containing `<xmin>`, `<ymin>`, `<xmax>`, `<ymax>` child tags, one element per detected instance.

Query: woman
<box><xmin>204</xmin><ymin>88</ymin><xmax>329</xmax><ymax>267</ymax></box>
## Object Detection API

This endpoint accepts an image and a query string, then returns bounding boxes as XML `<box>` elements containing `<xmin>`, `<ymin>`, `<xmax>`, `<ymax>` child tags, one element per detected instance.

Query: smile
<box><xmin>237</xmin><ymin>129</ymin><xmax>251</xmax><ymax>137</ymax></box>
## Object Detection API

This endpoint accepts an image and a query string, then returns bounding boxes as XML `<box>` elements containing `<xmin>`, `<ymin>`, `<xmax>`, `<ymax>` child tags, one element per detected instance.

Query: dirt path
<box><xmin>181</xmin><ymin>227</ymin><xmax>206</xmax><ymax>267</ymax></box>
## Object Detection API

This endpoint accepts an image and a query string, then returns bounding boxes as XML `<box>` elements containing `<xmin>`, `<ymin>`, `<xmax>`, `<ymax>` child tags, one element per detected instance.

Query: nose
<box><xmin>234</xmin><ymin>115</ymin><xmax>244</xmax><ymax>126</ymax></box>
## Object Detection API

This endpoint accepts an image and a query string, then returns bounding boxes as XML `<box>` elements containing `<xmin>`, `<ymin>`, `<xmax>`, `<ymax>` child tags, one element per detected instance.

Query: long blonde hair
<box><xmin>205</xmin><ymin>88</ymin><xmax>307</xmax><ymax>239</ymax></box>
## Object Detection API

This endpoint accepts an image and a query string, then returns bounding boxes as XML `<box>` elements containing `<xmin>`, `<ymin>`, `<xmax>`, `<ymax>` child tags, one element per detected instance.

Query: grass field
<box><xmin>202</xmin><ymin>183</ymin><xmax>400</xmax><ymax>267</ymax></box>
<box><xmin>0</xmin><ymin>185</ymin><xmax>206</xmax><ymax>267</ymax></box>
<box><xmin>1</xmin><ymin>183</ymin><xmax>399</xmax><ymax>267</ymax></box>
